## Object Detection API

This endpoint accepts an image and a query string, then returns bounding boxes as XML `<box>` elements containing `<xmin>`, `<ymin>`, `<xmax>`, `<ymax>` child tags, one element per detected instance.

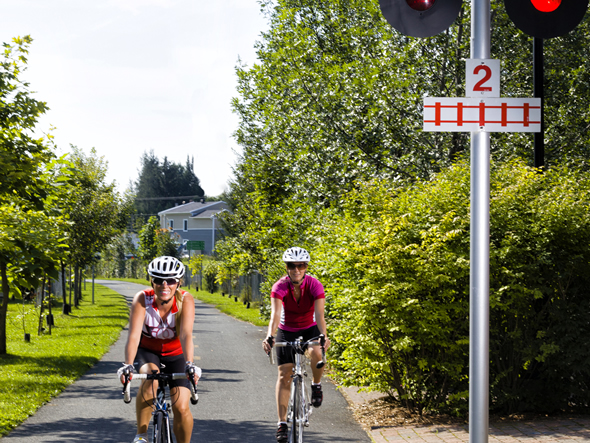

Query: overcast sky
<box><xmin>0</xmin><ymin>0</ymin><xmax>269</xmax><ymax>196</ymax></box>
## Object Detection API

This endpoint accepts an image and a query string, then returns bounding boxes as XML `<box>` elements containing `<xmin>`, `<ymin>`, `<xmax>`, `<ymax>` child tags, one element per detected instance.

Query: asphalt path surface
<box><xmin>2</xmin><ymin>280</ymin><xmax>370</xmax><ymax>443</ymax></box>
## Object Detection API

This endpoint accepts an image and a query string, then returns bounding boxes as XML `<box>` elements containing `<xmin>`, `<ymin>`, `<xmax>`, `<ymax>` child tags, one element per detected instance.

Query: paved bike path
<box><xmin>1</xmin><ymin>280</ymin><xmax>370</xmax><ymax>443</ymax></box>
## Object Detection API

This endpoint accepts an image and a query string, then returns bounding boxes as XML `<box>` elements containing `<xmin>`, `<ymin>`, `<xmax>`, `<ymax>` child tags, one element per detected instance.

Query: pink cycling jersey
<box><xmin>139</xmin><ymin>288</ymin><xmax>186</xmax><ymax>357</ymax></box>
<box><xmin>271</xmin><ymin>275</ymin><xmax>325</xmax><ymax>332</ymax></box>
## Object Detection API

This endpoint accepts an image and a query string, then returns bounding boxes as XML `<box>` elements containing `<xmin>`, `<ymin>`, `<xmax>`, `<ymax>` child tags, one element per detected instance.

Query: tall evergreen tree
<box><xmin>133</xmin><ymin>151</ymin><xmax>205</xmax><ymax>221</ymax></box>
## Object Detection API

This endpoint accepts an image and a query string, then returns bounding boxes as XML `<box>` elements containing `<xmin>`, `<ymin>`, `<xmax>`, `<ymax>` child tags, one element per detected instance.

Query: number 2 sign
<box><xmin>466</xmin><ymin>59</ymin><xmax>500</xmax><ymax>98</ymax></box>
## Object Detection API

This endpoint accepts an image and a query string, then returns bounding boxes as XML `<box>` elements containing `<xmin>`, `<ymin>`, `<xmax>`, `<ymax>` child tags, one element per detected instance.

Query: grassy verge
<box><xmin>0</xmin><ymin>285</ymin><xmax>128</xmax><ymax>437</ymax></box>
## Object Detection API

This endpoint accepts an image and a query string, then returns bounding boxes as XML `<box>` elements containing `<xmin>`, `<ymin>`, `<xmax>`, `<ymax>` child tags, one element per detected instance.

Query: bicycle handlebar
<box><xmin>268</xmin><ymin>335</ymin><xmax>326</xmax><ymax>368</ymax></box>
<box><xmin>122</xmin><ymin>372</ymin><xmax>199</xmax><ymax>405</ymax></box>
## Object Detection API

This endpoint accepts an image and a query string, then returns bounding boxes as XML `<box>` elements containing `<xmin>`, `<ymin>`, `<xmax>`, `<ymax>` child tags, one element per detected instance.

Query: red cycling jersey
<box><xmin>271</xmin><ymin>275</ymin><xmax>325</xmax><ymax>332</ymax></box>
<box><xmin>139</xmin><ymin>288</ymin><xmax>186</xmax><ymax>357</ymax></box>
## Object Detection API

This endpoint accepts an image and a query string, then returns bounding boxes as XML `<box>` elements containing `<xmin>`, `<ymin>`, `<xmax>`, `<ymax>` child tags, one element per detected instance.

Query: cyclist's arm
<box><xmin>267</xmin><ymin>297</ymin><xmax>282</xmax><ymax>338</ymax></box>
<box><xmin>179</xmin><ymin>293</ymin><xmax>196</xmax><ymax>365</ymax></box>
<box><xmin>314</xmin><ymin>297</ymin><xmax>331</xmax><ymax>350</ymax></box>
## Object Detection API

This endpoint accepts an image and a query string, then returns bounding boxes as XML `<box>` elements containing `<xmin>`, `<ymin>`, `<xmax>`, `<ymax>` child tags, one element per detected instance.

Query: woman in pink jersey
<box><xmin>118</xmin><ymin>256</ymin><xmax>200</xmax><ymax>443</ymax></box>
<box><xmin>262</xmin><ymin>247</ymin><xmax>331</xmax><ymax>443</ymax></box>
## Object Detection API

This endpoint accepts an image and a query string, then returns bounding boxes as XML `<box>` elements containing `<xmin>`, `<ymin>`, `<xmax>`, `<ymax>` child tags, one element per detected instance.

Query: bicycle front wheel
<box><xmin>153</xmin><ymin>411</ymin><xmax>170</xmax><ymax>443</ymax></box>
<box><xmin>289</xmin><ymin>376</ymin><xmax>305</xmax><ymax>443</ymax></box>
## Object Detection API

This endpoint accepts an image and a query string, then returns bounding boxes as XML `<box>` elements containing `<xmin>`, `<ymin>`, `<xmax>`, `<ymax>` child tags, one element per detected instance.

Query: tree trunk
<box><xmin>37</xmin><ymin>275</ymin><xmax>46</xmax><ymax>336</ymax></box>
<box><xmin>0</xmin><ymin>261</ymin><xmax>10</xmax><ymax>355</ymax></box>
<box><xmin>74</xmin><ymin>265</ymin><xmax>80</xmax><ymax>307</ymax></box>
<box><xmin>78</xmin><ymin>267</ymin><xmax>83</xmax><ymax>301</ymax></box>
<box><xmin>61</xmin><ymin>260</ymin><xmax>68</xmax><ymax>315</ymax></box>
<box><xmin>47</xmin><ymin>277</ymin><xmax>53</xmax><ymax>335</ymax></box>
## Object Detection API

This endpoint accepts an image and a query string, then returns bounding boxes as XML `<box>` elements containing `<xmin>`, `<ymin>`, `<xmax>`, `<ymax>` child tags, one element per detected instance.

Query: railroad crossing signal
<box><xmin>505</xmin><ymin>0</ymin><xmax>589</xmax><ymax>38</ymax></box>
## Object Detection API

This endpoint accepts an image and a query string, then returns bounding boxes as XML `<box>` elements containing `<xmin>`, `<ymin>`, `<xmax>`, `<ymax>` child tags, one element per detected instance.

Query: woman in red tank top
<box><xmin>119</xmin><ymin>256</ymin><xmax>199</xmax><ymax>443</ymax></box>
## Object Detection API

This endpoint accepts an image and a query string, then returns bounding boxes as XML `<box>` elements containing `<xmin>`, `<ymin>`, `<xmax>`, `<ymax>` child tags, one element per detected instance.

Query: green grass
<box><xmin>0</xmin><ymin>285</ymin><xmax>129</xmax><ymax>437</ymax></box>
<box><xmin>97</xmin><ymin>277</ymin><xmax>268</xmax><ymax>327</ymax></box>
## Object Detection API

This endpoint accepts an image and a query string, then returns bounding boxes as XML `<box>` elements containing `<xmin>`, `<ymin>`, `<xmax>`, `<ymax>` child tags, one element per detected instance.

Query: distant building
<box><xmin>158</xmin><ymin>201</ymin><xmax>229</xmax><ymax>255</ymax></box>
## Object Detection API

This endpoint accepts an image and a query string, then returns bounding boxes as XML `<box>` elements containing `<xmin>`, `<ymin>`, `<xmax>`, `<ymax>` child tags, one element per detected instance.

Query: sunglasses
<box><xmin>152</xmin><ymin>277</ymin><xmax>178</xmax><ymax>285</ymax></box>
<box><xmin>286</xmin><ymin>263</ymin><xmax>307</xmax><ymax>270</ymax></box>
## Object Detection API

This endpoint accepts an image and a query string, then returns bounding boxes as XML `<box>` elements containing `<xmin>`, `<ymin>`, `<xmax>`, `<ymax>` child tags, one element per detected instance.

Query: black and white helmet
<box><xmin>148</xmin><ymin>256</ymin><xmax>185</xmax><ymax>280</ymax></box>
<box><xmin>282</xmin><ymin>247</ymin><xmax>311</xmax><ymax>263</ymax></box>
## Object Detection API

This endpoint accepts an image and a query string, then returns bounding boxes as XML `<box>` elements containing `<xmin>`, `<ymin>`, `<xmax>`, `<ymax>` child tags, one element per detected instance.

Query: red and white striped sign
<box><xmin>423</xmin><ymin>97</ymin><xmax>541</xmax><ymax>132</ymax></box>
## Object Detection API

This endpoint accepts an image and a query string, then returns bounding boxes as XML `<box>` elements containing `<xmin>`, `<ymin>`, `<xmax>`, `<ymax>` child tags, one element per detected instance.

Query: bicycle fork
<box><xmin>153</xmin><ymin>389</ymin><xmax>172</xmax><ymax>443</ymax></box>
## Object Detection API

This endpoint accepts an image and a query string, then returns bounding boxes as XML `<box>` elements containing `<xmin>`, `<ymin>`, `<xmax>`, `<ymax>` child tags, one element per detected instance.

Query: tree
<box><xmin>138</xmin><ymin>216</ymin><xmax>160</xmax><ymax>264</ymax></box>
<box><xmin>137</xmin><ymin>216</ymin><xmax>181</xmax><ymax>275</ymax></box>
<box><xmin>0</xmin><ymin>36</ymin><xmax>69</xmax><ymax>354</ymax></box>
<box><xmin>133</xmin><ymin>151</ymin><xmax>205</xmax><ymax>220</ymax></box>
<box><xmin>231</xmin><ymin>0</ymin><xmax>471</xmax><ymax>207</ymax></box>
<box><xmin>62</xmin><ymin>146</ymin><xmax>133</xmax><ymax>307</ymax></box>
<box><xmin>0</xmin><ymin>36</ymin><xmax>54</xmax><ymax>206</ymax></box>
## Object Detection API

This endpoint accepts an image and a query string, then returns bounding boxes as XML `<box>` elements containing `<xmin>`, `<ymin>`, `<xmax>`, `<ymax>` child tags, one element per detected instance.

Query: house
<box><xmin>158</xmin><ymin>200</ymin><xmax>229</xmax><ymax>255</ymax></box>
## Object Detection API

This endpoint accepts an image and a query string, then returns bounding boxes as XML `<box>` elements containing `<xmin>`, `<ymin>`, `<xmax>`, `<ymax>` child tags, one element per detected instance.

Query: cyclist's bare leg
<box><xmin>135</xmin><ymin>362</ymin><xmax>159</xmax><ymax>434</ymax></box>
<box><xmin>310</xmin><ymin>347</ymin><xmax>324</xmax><ymax>384</ymax></box>
<box><xmin>277</xmin><ymin>363</ymin><xmax>294</xmax><ymax>421</ymax></box>
<box><xmin>170</xmin><ymin>386</ymin><xmax>193</xmax><ymax>443</ymax></box>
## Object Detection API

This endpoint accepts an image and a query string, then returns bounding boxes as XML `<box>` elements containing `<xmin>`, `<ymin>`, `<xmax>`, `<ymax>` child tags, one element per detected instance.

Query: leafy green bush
<box><xmin>314</xmin><ymin>159</ymin><xmax>590</xmax><ymax>415</ymax></box>
<box><xmin>488</xmin><ymin>162</ymin><xmax>590</xmax><ymax>412</ymax></box>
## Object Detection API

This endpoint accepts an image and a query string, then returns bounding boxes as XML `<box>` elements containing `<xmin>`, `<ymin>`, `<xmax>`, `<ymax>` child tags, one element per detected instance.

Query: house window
<box><xmin>183</xmin><ymin>219</ymin><xmax>188</xmax><ymax>232</ymax></box>
<box><xmin>169</xmin><ymin>219</ymin><xmax>174</xmax><ymax>230</ymax></box>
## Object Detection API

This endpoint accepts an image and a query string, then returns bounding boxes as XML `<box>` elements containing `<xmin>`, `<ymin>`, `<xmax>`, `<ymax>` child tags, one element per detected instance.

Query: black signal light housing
<box><xmin>379</xmin><ymin>0</ymin><xmax>463</xmax><ymax>38</ymax></box>
<box><xmin>505</xmin><ymin>0</ymin><xmax>589</xmax><ymax>39</ymax></box>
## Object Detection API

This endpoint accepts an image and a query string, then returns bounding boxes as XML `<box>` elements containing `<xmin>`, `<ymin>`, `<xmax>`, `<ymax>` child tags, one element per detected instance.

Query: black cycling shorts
<box><xmin>135</xmin><ymin>347</ymin><xmax>190</xmax><ymax>390</ymax></box>
<box><xmin>275</xmin><ymin>325</ymin><xmax>322</xmax><ymax>366</ymax></box>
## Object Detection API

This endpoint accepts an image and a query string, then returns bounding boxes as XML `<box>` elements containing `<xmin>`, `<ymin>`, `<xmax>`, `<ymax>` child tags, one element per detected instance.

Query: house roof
<box><xmin>195</xmin><ymin>209</ymin><xmax>226</xmax><ymax>218</ymax></box>
<box><xmin>158</xmin><ymin>201</ymin><xmax>229</xmax><ymax>218</ymax></box>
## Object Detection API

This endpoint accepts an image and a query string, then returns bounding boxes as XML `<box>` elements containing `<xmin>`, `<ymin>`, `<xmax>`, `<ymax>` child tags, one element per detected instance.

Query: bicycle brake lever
<box><xmin>266</xmin><ymin>336</ymin><xmax>275</xmax><ymax>365</ymax></box>
<box><xmin>190</xmin><ymin>383</ymin><xmax>199</xmax><ymax>405</ymax></box>
<box><xmin>123</xmin><ymin>377</ymin><xmax>131</xmax><ymax>403</ymax></box>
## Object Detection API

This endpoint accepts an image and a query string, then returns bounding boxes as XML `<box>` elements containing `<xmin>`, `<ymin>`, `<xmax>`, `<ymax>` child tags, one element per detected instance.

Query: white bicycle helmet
<box><xmin>148</xmin><ymin>256</ymin><xmax>185</xmax><ymax>279</ymax></box>
<box><xmin>282</xmin><ymin>247</ymin><xmax>311</xmax><ymax>263</ymax></box>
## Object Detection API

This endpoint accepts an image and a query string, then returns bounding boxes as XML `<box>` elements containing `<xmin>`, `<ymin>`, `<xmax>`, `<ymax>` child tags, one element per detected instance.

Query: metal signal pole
<box><xmin>533</xmin><ymin>37</ymin><xmax>545</xmax><ymax>169</ymax></box>
<box><xmin>470</xmin><ymin>1</ymin><xmax>490</xmax><ymax>442</ymax></box>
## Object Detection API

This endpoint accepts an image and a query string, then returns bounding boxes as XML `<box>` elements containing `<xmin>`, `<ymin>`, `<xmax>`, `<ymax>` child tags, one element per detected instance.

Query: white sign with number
<box><xmin>466</xmin><ymin>59</ymin><xmax>500</xmax><ymax>98</ymax></box>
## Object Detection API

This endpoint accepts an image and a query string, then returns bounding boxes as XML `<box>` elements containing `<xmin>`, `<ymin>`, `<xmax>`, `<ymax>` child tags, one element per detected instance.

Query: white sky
<box><xmin>0</xmin><ymin>0</ymin><xmax>268</xmax><ymax>196</ymax></box>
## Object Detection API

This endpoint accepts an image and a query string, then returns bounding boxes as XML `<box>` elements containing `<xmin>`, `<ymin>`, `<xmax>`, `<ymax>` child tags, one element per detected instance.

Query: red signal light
<box><xmin>531</xmin><ymin>0</ymin><xmax>561</xmax><ymax>12</ymax></box>
<box><xmin>407</xmin><ymin>0</ymin><xmax>436</xmax><ymax>11</ymax></box>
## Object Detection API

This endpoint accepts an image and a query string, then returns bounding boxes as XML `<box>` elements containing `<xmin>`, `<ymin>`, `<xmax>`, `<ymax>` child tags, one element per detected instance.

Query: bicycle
<box><xmin>269</xmin><ymin>334</ymin><xmax>326</xmax><ymax>443</ymax></box>
<box><xmin>121</xmin><ymin>366</ymin><xmax>199</xmax><ymax>443</ymax></box>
